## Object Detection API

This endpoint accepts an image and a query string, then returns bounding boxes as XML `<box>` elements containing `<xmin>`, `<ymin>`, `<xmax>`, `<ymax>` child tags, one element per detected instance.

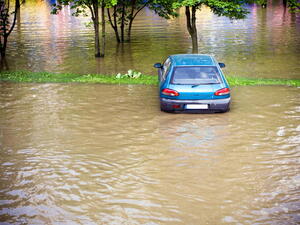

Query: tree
<box><xmin>52</xmin><ymin>0</ymin><xmax>115</xmax><ymax>57</ymax></box>
<box><xmin>0</xmin><ymin>0</ymin><xmax>20</xmax><ymax>58</ymax></box>
<box><xmin>287</xmin><ymin>0</ymin><xmax>300</xmax><ymax>12</ymax></box>
<box><xmin>107</xmin><ymin>0</ymin><xmax>177</xmax><ymax>43</ymax></box>
<box><xmin>174</xmin><ymin>0</ymin><xmax>250</xmax><ymax>53</ymax></box>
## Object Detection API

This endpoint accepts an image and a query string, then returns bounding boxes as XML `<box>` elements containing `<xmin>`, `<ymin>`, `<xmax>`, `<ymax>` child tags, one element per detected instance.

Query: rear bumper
<box><xmin>160</xmin><ymin>97</ymin><xmax>231</xmax><ymax>112</ymax></box>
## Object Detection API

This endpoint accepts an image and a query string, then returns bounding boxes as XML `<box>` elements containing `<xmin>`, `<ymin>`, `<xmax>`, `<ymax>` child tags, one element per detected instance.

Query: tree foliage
<box><xmin>287</xmin><ymin>0</ymin><xmax>300</xmax><ymax>12</ymax></box>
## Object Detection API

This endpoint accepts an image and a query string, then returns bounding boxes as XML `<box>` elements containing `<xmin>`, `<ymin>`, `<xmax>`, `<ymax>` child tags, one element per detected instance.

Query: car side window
<box><xmin>162</xmin><ymin>58</ymin><xmax>171</xmax><ymax>81</ymax></box>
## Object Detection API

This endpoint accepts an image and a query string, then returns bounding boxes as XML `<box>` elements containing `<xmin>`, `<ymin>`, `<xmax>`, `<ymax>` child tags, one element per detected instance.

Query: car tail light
<box><xmin>162</xmin><ymin>88</ymin><xmax>179</xmax><ymax>96</ymax></box>
<box><xmin>214</xmin><ymin>88</ymin><xmax>230</xmax><ymax>96</ymax></box>
<box><xmin>172</xmin><ymin>104</ymin><xmax>181</xmax><ymax>109</ymax></box>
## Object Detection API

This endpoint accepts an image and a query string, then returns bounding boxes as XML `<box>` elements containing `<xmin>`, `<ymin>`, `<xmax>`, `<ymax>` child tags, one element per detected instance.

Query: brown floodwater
<box><xmin>2</xmin><ymin>0</ymin><xmax>300</xmax><ymax>79</ymax></box>
<box><xmin>0</xmin><ymin>83</ymin><xmax>299</xmax><ymax>224</ymax></box>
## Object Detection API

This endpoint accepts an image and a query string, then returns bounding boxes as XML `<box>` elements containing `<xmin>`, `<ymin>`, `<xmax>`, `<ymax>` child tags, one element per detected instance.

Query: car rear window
<box><xmin>171</xmin><ymin>66</ymin><xmax>222</xmax><ymax>85</ymax></box>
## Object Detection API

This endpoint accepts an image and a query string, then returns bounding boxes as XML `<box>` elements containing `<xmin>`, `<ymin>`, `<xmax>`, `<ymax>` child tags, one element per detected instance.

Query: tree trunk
<box><xmin>0</xmin><ymin>56</ymin><xmax>9</xmax><ymax>70</ymax></box>
<box><xmin>93</xmin><ymin>5</ymin><xmax>101</xmax><ymax>57</ymax></box>
<box><xmin>1</xmin><ymin>36</ymin><xmax>8</xmax><ymax>58</ymax></box>
<box><xmin>107</xmin><ymin>7</ymin><xmax>120</xmax><ymax>43</ymax></box>
<box><xmin>283</xmin><ymin>0</ymin><xmax>287</xmax><ymax>7</ymax></box>
<box><xmin>0</xmin><ymin>0</ymin><xmax>20</xmax><ymax>58</ymax></box>
<box><xmin>191</xmin><ymin>6</ymin><xmax>198</xmax><ymax>53</ymax></box>
<box><xmin>127</xmin><ymin>19</ymin><xmax>133</xmax><ymax>42</ymax></box>
<box><xmin>16</xmin><ymin>0</ymin><xmax>20</xmax><ymax>8</ymax></box>
<box><xmin>127</xmin><ymin>2</ymin><xmax>146</xmax><ymax>42</ymax></box>
<box><xmin>185</xmin><ymin>6</ymin><xmax>198</xmax><ymax>54</ymax></box>
<box><xmin>113</xmin><ymin>7</ymin><xmax>120</xmax><ymax>42</ymax></box>
<box><xmin>0</xmin><ymin>33</ymin><xmax>3</xmax><ymax>58</ymax></box>
<box><xmin>100</xmin><ymin>5</ymin><xmax>105</xmax><ymax>57</ymax></box>
<box><xmin>120</xmin><ymin>3</ymin><xmax>126</xmax><ymax>42</ymax></box>
<box><xmin>16</xmin><ymin>0</ymin><xmax>21</xmax><ymax>29</ymax></box>
<box><xmin>17</xmin><ymin>7</ymin><xmax>21</xmax><ymax>28</ymax></box>
<box><xmin>127</xmin><ymin>17</ymin><xmax>134</xmax><ymax>42</ymax></box>
<box><xmin>127</xmin><ymin>0</ymin><xmax>136</xmax><ymax>42</ymax></box>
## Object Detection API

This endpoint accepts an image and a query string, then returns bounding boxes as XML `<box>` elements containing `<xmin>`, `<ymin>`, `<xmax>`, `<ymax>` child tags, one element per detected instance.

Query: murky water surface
<box><xmin>3</xmin><ymin>0</ymin><xmax>300</xmax><ymax>79</ymax></box>
<box><xmin>0</xmin><ymin>83</ymin><xmax>299</xmax><ymax>224</ymax></box>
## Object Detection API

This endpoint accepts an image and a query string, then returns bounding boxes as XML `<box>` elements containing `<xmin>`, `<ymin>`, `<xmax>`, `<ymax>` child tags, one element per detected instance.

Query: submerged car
<box><xmin>154</xmin><ymin>54</ymin><xmax>231</xmax><ymax>113</ymax></box>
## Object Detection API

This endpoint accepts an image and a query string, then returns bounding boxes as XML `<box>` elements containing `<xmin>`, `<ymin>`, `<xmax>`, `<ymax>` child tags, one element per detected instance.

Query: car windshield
<box><xmin>171</xmin><ymin>66</ymin><xmax>222</xmax><ymax>85</ymax></box>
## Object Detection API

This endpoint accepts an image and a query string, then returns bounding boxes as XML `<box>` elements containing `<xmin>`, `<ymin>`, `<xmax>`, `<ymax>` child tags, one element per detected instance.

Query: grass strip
<box><xmin>1</xmin><ymin>71</ymin><xmax>299</xmax><ymax>87</ymax></box>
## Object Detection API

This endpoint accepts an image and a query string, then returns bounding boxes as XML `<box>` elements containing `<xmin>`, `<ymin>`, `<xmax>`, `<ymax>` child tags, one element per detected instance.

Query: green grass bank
<box><xmin>1</xmin><ymin>71</ymin><xmax>299</xmax><ymax>87</ymax></box>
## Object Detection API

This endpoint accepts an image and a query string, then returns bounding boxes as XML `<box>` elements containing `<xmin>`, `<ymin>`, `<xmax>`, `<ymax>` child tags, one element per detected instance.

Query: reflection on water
<box><xmin>0</xmin><ymin>83</ymin><xmax>299</xmax><ymax>224</ymax></box>
<box><xmin>2</xmin><ymin>0</ymin><xmax>300</xmax><ymax>79</ymax></box>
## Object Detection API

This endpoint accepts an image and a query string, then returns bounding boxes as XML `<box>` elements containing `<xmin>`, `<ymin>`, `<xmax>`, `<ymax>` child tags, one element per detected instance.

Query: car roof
<box><xmin>169</xmin><ymin>54</ymin><xmax>215</xmax><ymax>66</ymax></box>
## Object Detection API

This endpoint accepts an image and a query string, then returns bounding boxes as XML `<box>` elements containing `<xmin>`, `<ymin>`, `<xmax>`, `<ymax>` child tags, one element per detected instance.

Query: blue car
<box><xmin>154</xmin><ymin>54</ymin><xmax>231</xmax><ymax>113</ymax></box>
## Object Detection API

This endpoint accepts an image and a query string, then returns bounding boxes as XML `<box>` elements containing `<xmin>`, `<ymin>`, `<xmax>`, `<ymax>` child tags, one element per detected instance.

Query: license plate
<box><xmin>185</xmin><ymin>104</ymin><xmax>208</xmax><ymax>109</ymax></box>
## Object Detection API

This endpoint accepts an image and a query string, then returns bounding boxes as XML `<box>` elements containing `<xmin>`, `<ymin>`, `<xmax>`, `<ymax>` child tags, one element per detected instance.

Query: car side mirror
<box><xmin>154</xmin><ymin>63</ymin><xmax>162</xmax><ymax>68</ymax></box>
<box><xmin>218</xmin><ymin>63</ymin><xmax>225</xmax><ymax>68</ymax></box>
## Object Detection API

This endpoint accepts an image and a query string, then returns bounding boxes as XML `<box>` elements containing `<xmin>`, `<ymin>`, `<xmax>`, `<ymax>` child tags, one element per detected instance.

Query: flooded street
<box><xmin>0</xmin><ymin>83</ymin><xmax>299</xmax><ymax>224</ymax></box>
<box><xmin>3</xmin><ymin>0</ymin><xmax>300</xmax><ymax>79</ymax></box>
<box><xmin>1</xmin><ymin>0</ymin><xmax>300</xmax><ymax>223</ymax></box>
